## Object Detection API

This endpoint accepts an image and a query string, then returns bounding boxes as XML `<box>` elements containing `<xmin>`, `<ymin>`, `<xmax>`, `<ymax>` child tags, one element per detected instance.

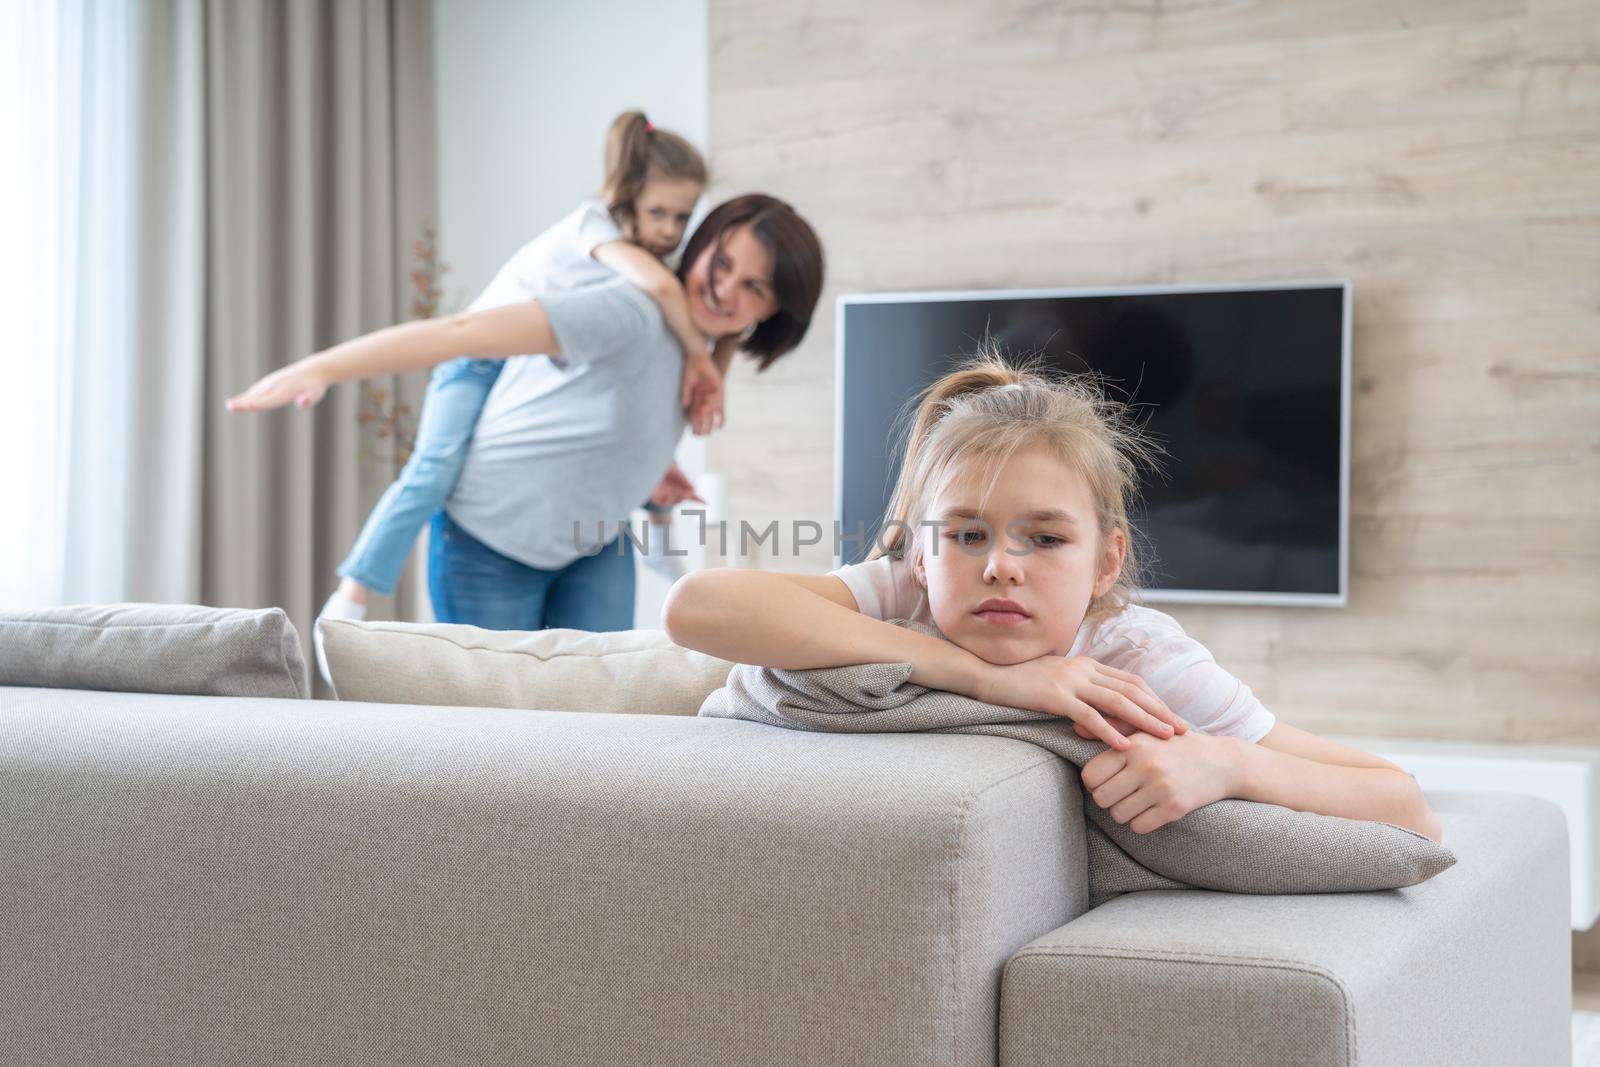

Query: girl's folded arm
<box><xmin>592</xmin><ymin>240</ymin><xmax>705</xmax><ymax>364</ymax></box>
<box><xmin>710</xmin><ymin>335</ymin><xmax>740</xmax><ymax>376</ymax></box>
<box><xmin>663</xmin><ymin>568</ymin><xmax>991</xmax><ymax>698</ymax></box>
<box><xmin>1234</xmin><ymin>723</ymin><xmax>1443</xmax><ymax>841</ymax></box>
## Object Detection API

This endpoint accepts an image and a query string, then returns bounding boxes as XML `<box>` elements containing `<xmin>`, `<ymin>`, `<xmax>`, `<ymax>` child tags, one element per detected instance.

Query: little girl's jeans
<box><xmin>335</xmin><ymin>356</ymin><xmax>503</xmax><ymax>595</ymax></box>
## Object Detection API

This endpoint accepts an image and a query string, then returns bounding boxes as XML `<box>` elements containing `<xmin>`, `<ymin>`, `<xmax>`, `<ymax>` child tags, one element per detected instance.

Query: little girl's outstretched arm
<box><xmin>224</xmin><ymin>301</ymin><xmax>560</xmax><ymax>413</ymax></box>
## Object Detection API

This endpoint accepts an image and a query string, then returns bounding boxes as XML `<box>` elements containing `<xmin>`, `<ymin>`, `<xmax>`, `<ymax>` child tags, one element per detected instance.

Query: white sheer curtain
<box><xmin>0</xmin><ymin>1</ymin><xmax>68</xmax><ymax>608</ymax></box>
<box><xmin>0</xmin><ymin>0</ymin><xmax>135</xmax><ymax>608</ymax></box>
<box><xmin>0</xmin><ymin>1</ymin><xmax>436</xmax><ymax>654</ymax></box>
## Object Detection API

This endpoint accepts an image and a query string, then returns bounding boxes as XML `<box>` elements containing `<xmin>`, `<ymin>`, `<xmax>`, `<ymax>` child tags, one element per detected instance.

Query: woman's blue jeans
<box><xmin>337</xmin><ymin>357</ymin><xmax>503</xmax><ymax>595</ymax></box>
<box><xmin>427</xmin><ymin>509</ymin><xmax>636</xmax><ymax>632</ymax></box>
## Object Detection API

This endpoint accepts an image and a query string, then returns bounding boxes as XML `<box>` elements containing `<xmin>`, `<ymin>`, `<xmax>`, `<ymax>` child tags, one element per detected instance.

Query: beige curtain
<box><xmin>126</xmin><ymin>0</ymin><xmax>436</xmax><ymax>693</ymax></box>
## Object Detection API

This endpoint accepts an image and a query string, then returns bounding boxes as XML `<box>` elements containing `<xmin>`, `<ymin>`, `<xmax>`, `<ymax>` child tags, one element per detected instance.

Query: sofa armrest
<box><xmin>998</xmin><ymin>792</ymin><xmax>1570</xmax><ymax>1067</ymax></box>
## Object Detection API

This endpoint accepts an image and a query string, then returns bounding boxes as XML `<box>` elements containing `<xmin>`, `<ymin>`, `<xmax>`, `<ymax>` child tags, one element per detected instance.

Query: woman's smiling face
<box><xmin>683</xmin><ymin>224</ymin><xmax>779</xmax><ymax>338</ymax></box>
<box><xmin>915</xmin><ymin>444</ymin><xmax>1126</xmax><ymax>665</ymax></box>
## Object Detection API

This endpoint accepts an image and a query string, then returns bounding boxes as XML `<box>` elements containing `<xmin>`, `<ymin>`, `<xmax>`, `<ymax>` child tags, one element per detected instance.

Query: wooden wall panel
<box><xmin>705</xmin><ymin>0</ymin><xmax>1600</xmax><ymax>750</ymax></box>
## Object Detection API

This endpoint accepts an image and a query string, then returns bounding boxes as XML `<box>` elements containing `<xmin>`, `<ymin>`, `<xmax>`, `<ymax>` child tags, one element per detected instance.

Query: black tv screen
<box><xmin>835</xmin><ymin>282</ymin><xmax>1350</xmax><ymax>606</ymax></box>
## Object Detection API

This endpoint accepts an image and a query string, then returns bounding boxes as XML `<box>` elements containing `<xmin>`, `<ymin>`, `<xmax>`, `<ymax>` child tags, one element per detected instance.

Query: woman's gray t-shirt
<box><xmin>444</xmin><ymin>277</ymin><xmax>687</xmax><ymax>570</ymax></box>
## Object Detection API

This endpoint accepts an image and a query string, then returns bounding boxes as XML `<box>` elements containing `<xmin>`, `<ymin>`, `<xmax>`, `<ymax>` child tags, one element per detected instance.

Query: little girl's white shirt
<box><xmin>469</xmin><ymin>199</ymin><xmax>625</xmax><ymax>313</ymax></box>
<box><xmin>827</xmin><ymin>553</ymin><xmax>1277</xmax><ymax>742</ymax></box>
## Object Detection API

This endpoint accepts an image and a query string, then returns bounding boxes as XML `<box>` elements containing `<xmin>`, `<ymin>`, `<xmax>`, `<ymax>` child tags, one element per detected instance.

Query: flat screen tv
<box><xmin>835</xmin><ymin>281</ymin><xmax>1351</xmax><ymax>607</ymax></box>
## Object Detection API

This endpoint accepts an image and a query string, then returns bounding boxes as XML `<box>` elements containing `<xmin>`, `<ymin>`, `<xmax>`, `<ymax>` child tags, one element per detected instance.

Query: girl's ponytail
<box><xmin>600</xmin><ymin>111</ymin><xmax>708</xmax><ymax>234</ymax></box>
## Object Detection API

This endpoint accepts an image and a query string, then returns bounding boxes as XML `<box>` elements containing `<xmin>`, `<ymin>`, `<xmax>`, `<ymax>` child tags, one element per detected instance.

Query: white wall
<box><xmin>432</xmin><ymin>0</ymin><xmax>710</xmax><ymax>628</ymax></box>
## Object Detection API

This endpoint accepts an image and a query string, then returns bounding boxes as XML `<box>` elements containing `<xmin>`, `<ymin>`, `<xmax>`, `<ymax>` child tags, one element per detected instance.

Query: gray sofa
<box><xmin>1</xmin><ymin>685</ymin><xmax>1572</xmax><ymax>1065</ymax></box>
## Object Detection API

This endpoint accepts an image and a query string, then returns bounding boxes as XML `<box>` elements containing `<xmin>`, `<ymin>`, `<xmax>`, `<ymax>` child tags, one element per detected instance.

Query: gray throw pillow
<box><xmin>699</xmin><ymin>622</ymin><xmax>1456</xmax><ymax>903</ymax></box>
<box><xmin>0</xmin><ymin>603</ymin><xmax>310</xmax><ymax>700</ymax></box>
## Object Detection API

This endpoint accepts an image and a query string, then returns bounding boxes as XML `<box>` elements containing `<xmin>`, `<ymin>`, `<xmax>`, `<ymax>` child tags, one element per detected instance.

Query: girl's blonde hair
<box><xmin>600</xmin><ymin>111</ymin><xmax>708</xmax><ymax>234</ymax></box>
<box><xmin>872</xmin><ymin>346</ymin><xmax>1160</xmax><ymax>620</ymax></box>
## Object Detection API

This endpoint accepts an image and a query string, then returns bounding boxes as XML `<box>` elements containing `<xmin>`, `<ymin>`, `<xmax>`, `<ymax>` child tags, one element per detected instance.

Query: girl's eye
<box><xmin>947</xmin><ymin>529</ymin><xmax>985</xmax><ymax>546</ymax></box>
<box><xmin>649</xmin><ymin>208</ymin><xmax>665</xmax><ymax>217</ymax></box>
<box><xmin>1034</xmin><ymin>534</ymin><xmax>1066</xmax><ymax>548</ymax></box>
<box><xmin>715</xmin><ymin>255</ymin><xmax>731</xmax><ymax>271</ymax></box>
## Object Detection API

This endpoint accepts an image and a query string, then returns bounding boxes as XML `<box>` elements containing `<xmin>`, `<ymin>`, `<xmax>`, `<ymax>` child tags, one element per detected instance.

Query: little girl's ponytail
<box><xmin>600</xmin><ymin>111</ymin><xmax>708</xmax><ymax>233</ymax></box>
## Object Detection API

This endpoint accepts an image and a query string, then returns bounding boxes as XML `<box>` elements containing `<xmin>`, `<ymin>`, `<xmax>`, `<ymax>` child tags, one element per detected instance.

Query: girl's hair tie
<box><xmin>644</xmin><ymin>121</ymin><xmax>656</xmax><ymax>133</ymax></box>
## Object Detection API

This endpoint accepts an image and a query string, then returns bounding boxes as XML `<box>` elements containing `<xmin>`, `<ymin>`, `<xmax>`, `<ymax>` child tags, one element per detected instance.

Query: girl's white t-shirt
<box><xmin>468</xmin><ymin>199</ymin><xmax>625</xmax><ymax>313</ymax></box>
<box><xmin>827</xmin><ymin>553</ymin><xmax>1277</xmax><ymax>742</ymax></box>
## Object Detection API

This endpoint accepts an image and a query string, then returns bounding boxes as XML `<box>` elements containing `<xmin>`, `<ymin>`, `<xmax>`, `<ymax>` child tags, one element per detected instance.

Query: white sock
<box><xmin>319</xmin><ymin>590</ymin><xmax>368</xmax><ymax>622</ymax></box>
<box><xmin>314</xmin><ymin>589</ymin><xmax>367</xmax><ymax>693</ymax></box>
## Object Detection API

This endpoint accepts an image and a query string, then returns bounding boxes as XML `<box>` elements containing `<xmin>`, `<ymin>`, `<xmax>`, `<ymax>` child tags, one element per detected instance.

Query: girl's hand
<box><xmin>1081</xmin><ymin>728</ymin><xmax>1240</xmax><ymax>834</ymax></box>
<box><xmin>1071</xmin><ymin>717</ymin><xmax>1140</xmax><ymax>741</ymax></box>
<box><xmin>978</xmin><ymin>656</ymin><xmax>1187</xmax><ymax>751</ymax></box>
<box><xmin>225</xmin><ymin>360</ymin><xmax>329</xmax><ymax>413</ymax></box>
<box><xmin>681</xmin><ymin>350</ymin><xmax>725</xmax><ymax>436</ymax></box>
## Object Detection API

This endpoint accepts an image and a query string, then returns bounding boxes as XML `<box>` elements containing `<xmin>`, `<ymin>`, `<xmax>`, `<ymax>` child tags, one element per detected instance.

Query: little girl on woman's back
<box><xmin>664</xmin><ymin>351</ymin><xmax>1441</xmax><ymax>841</ymax></box>
<box><xmin>229</xmin><ymin>111</ymin><xmax>724</xmax><ymax>672</ymax></box>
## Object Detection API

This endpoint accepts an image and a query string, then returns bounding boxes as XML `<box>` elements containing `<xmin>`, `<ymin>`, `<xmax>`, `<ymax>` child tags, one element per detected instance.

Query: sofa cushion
<box><xmin>318</xmin><ymin>618</ymin><xmax>734</xmax><ymax>715</ymax></box>
<box><xmin>701</xmin><ymin>650</ymin><xmax>1456</xmax><ymax>900</ymax></box>
<box><xmin>0</xmin><ymin>602</ymin><xmax>308</xmax><ymax>699</ymax></box>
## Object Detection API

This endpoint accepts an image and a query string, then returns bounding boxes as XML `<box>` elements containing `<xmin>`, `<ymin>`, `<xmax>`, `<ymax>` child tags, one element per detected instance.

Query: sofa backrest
<box><xmin>1</xmin><ymin>687</ymin><xmax>1089</xmax><ymax>1066</ymax></box>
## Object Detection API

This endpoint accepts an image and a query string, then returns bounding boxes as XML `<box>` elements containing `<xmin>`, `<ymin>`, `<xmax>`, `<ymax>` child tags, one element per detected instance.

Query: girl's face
<box><xmin>682</xmin><ymin>224</ymin><xmax>779</xmax><ymax>338</ymax></box>
<box><xmin>632</xmin><ymin>177</ymin><xmax>701</xmax><ymax>257</ymax></box>
<box><xmin>914</xmin><ymin>444</ymin><xmax>1126</xmax><ymax>666</ymax></box>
